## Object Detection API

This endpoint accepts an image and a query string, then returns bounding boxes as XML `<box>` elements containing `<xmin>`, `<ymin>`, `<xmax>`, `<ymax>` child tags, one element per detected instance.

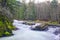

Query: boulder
<box><xmin>31</xmin><ymin>23</ymin><xmax>48</xmax><ymax>31</ymax></box>
<box><xmin>54</xmin><ymin>28</ymin><xmax>60</xmax><ymax>35</ymax></box>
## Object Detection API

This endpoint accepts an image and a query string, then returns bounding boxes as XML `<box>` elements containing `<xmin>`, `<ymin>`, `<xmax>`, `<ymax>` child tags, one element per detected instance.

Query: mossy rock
<box><xmin>40</xmin><ymin>23</ymin><xmax>48</xmax><ymax>28</ymax></box>
<box><xmin>31</xmin><ymin>23</ymin><xmax>48</xmax><ymax>31</ymax></box>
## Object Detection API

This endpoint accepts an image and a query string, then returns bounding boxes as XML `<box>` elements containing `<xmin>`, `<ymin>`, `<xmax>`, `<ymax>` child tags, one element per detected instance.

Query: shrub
<box><xmin>0</xmin><ymin>33</ymin><xmax>3</xmax><ymax>37</ymax></box>
<box><xmin>4</xmin><ymin>31</ymin><xmax>11</xmax><ymax>36</ymax></box>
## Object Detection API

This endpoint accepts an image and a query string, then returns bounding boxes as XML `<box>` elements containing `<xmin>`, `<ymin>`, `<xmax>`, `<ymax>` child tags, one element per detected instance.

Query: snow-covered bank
<box><xmin>0</xmin><ymin>20</ymin><xmax>60</xmax><ymax>40</ymax></box>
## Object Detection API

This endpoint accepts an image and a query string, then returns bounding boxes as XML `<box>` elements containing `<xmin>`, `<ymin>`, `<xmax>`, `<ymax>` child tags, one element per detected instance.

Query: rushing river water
<box><xmin>0</xmin><ymin>20</ymin><xmax>60</xmax><ymax>40</ymax></box>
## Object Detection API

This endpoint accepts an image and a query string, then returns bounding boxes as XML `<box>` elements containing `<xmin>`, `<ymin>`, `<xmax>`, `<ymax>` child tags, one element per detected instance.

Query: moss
<box><xmin>48</xmin><ymin>21</ymin><xmax>58</xmax><ymax>24</ymax></box>
<box><xmin>4</xmin><ymin>31</ymin><xmax>11</xmax><ymax>36</ymax></box>
<box><xmin>8</xmin><ymin>25</ymin><xmax>15</xmax><ymax>30</ymax></box>
<box><xmin>51</xmin><ymin>21</ymin><xmax>58</xmax><ymax>24</ymax></box>
<box><xmin>35</xmin><ymin>20</ymin><xmax>40</xmax><ymax>23</ymax></box>
<box><xmin>0</xmin><ymin>13</ymin><xmax>15</xmax><ymax>37</ymax></box>
<box><xmin>0</xmin><ymin>33</ymin><xmax>3</xmax><ymax>37</ymax></box>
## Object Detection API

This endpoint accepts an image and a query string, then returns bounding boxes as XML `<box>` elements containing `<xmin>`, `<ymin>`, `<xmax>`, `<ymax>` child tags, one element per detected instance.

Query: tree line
<box><xmin>13</xmin><ymin>0</ymin><xmax>60</xmax><ymax>22</ymax></box>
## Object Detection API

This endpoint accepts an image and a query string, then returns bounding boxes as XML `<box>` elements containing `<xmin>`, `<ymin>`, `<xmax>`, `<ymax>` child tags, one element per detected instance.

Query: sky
<box><xmin>17</xmin><ymin>0</ymin><xmax>60</xmax><ymax>3</ymax></box>
<box><xmin>26</xmin><ymin>0</ymin><xmax>51</xmax><ymax>3</ymax></box>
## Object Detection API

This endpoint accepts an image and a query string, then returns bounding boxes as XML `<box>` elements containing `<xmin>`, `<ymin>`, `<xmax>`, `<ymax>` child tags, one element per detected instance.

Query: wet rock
<box><xmin>31</xmin><ymin>25</ymin><xmax>42</xmax><ymax>31</ymax></box>
<box><xmin>31</xmin><ymin>23</ymin><xmax>48</xmax><ymax>31</ymax></box>
<box><xmin>54</xmin><ymin>28</ymin><xmax>60</xmax><ymax>35</ymax></box>
<box><xmin>13</xmin><ymin>28</ymin><xmax>19</xmax><ymax>31</ymax></box>
<box><xmin>23</xmin><ymin>22</ymin><xmax>35</xmax><ymax>25</ymax></box>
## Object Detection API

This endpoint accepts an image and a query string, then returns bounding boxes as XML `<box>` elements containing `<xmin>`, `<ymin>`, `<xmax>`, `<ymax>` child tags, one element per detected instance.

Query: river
<box><xmin>0</xmin><ymin>20</ymin><xmax>60</xmax><ymax>40</ymax></box>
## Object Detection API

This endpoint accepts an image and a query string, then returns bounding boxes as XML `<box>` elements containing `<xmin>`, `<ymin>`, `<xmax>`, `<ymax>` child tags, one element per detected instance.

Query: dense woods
<box><xmin>10</xmin><ymin>0</ymin><xmax>60</xmax><ymax>22</ymax></box>
<box><xmin>0</xmin><ymin>0</ymin><xmax>60</xmax><ymax>37</ymax></box>
<box><xmin>0</xmin><ymin>0</ymin><xmax>16</xmax><ymax>37</ymax></box>
<box><xmin>0</xmin><ymin>0</ymin><xmax>60</xmax><ymax>21</ymax></box>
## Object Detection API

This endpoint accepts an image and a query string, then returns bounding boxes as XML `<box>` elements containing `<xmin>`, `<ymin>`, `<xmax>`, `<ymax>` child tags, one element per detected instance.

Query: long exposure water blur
<box><xmin>0</xmin><ymin>20</ymin><xmax>60</xmax><ymax>40</ymax></box>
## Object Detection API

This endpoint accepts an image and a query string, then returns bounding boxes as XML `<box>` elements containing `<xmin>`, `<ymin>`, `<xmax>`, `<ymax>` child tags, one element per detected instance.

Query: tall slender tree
<box><xmin>26</xmin><ymin>0</ymin><xmax>36</xmax><ymax>20</ymax></box>
<box><xmin>50</xmin><ymin>0</ymin><xmax>58</xmax><ymax>21</ymax></box>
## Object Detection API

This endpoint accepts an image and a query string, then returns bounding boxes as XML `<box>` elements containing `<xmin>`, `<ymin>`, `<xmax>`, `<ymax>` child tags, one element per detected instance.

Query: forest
<box><xmin>0</xmin><ymin>0</ymin><xmax>60</xmax><ymax>40</ymax></box>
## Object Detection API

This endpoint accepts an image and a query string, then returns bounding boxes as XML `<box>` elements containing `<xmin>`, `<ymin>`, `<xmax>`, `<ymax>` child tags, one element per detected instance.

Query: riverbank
<box><xmin>0</xmin><ymin>20</ymin><xmax>56</xmax><ymax>40</ymax></box>
<box><xmin>0</xmin><ymin>20</ymin><xmax>60</xmax><ymax>40</ymax></box>
<box><xmin>22</xmin><ymin>20</ymin><xmax>60</xmax><ymax>27</ymax></box>
<box><xmin>19</xmin><ymin>20</ymin><xmax>60</xmax><ymax>32</ymax></box>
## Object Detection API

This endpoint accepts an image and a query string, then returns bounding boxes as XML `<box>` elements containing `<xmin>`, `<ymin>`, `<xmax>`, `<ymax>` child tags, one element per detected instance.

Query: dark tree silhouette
<box><xmin>1</xmin><ymin>0</ymin><xmax>7</xmax><ymax>7</ymax></box>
